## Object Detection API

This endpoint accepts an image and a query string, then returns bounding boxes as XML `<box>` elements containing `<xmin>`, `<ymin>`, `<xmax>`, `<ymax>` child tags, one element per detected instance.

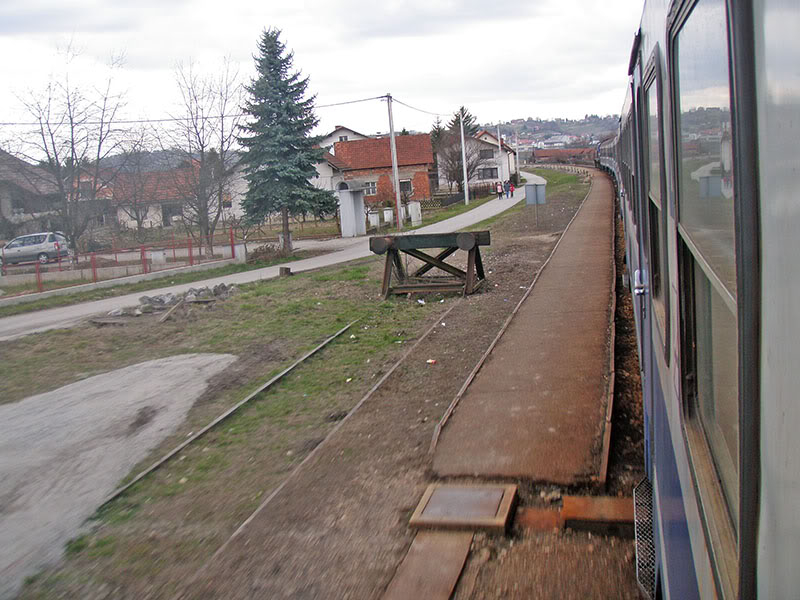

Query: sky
<box><xmin>0</xmin><ymin>0</ymin><xmax>643</xmax><ymax>140</ymax></box>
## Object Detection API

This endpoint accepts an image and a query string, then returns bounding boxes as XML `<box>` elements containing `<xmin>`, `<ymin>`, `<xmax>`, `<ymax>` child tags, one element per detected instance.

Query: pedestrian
<box><xmin>510</xmin><ymin>182</ymin><xmax>515</xmax><ymax>196</ymax></box>
<box><xmin>504</xmin><ymin>180</ymin><xmax>510</xmax><ymax>198</ymax></box>
<box><xmin>496</xmin><ymin>181</ymin><xmax>503</xmax><ymax>200</ymax></box>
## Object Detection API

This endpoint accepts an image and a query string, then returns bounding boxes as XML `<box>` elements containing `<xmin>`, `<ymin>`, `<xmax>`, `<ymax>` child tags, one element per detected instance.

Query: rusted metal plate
<box><xmin>561</xmin><ymin>495</ymin><xmax>634</xmax><ymax>537</ymax></box>
<box><xmin>409</xmin><ymin>484</ymin><xmax>517</xmax><ymax>532</ymax></box>
<box><xmin>515</xmin><ymin>506</ymin><xmax>562</xmax><ymax>531</ymax></box>
<box><xmin>381</xmin><ymin>532</ymin><xmax>473</xmax><ymax>600</ymax></box>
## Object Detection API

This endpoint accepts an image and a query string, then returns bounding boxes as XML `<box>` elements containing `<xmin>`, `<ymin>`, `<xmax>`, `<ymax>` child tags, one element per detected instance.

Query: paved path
<box><xmin>0</xmin><ymin>194</ymin><xmax>522</xmax><ymax>342</ymax></box>
<box><xmin>433</xmin><ymin>172</ymin><xmax>614</xmax><ymax>484</ymax></box>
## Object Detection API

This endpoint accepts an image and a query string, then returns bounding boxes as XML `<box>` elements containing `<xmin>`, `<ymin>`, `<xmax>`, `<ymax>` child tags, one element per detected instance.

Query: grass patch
<box><xmin>0</xmin><ymin>252</ymin><xmax>313</xmax><ymax>319</ymax></box>
<box><xmin>64</xmin><ymin>536</ymin><xmax>89</xmax><ymax>557</ymax></box>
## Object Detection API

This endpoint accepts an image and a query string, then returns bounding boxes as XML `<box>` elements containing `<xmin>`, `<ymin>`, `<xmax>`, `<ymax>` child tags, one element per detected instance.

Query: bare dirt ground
<box><xmin>18</xmin><ymin>170</ymin><xmax>644</xmax><ymax>599</ymax></box>
<box><xmin>0</xmin><ymin>354</ymin><xmax>236</xmax><ymax>600</ymax></box>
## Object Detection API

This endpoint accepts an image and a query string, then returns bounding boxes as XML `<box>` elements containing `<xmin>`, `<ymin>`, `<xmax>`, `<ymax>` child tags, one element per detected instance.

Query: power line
<box><xmin>391</xmin><ymin>97</ymin><xmax>449</xmax><ymax>118</ymax></box>
<box><xmin>0</xmin><ymin>94</ymin><xmax>389</xmax><ymax>127</ymax></box>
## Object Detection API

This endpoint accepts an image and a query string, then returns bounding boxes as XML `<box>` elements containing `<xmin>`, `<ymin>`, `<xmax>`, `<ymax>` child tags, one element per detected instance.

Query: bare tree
<box><xmin>15</xmin><ymin>58</ymin><xmax>126</xmax><ymax>251</ymax></box>
<box><xmin>161</xmin><ymin>59</ymin><xmax>242</xmax><ymax>255</ymax></box>
<box><xmin>112</xmin><ymin>128</ymin><xmax>170</xmax><ymax>239</ymax></box>
<box><xmin>437</xmin><ymin>130</ymin><xmax>488</xmax><ymax>192</ymax></box>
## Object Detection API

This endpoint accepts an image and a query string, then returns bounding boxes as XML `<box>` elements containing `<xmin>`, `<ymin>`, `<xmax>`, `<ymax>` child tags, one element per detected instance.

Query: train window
<box><xmin>674</xmin><ymin>0</ymin><xmax>740</xmax><ymax>559</ymax></box>
<box><xmin>644</xmin><ymin>78</ymin><xmax>668</xmax><ymax>342</ymax></box>
<box><xmin>693</xmin><ymin>259</ymin><xmax>739</xmax><ymax>523</ymax></box>
<box><xmin>647</xmin><ymin>85</ymin><xmax>661</xmax><ymax>203</ymax></box>
<box><xmin>676</xmin><ymin>0</ymin><xmax>736</xmax><ymax>297</ymax></box>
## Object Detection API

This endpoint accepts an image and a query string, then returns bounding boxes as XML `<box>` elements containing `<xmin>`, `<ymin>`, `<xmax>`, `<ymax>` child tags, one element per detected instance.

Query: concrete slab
<box><xmin>381</xmin><ymin>532</ymin><xmax>473</xmax><ymax>600</ymax></box>
<box><xmin>409</xmin><ymin>484</ymin><xmax>517</xmax><ymax>532</ymax></box>
<box><xmin>433</xmin><ymin>172</ymin><xmax>614</xmax><ymax>484</ymax></box>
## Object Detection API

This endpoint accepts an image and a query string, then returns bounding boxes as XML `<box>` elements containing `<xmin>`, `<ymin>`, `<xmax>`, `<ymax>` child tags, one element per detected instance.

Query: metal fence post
<box><xmin>188</xmin><ymin>237</ymin><xmax>193</xmax><ymax>266</ymax></box>
<box><xmin>230</xmin><ymin>227</ymin><xmax>235</xmax><ymax>259</ymax></box>
<box><xmin>91</xmin><ymin>253</ymin><xmax>98</xmax><ymax>283</ymax></box>
<box><xmin>140</xmin><ymin>245</ymin><xmax>147</xmax><ymax>274</ymax></box>
<box><xmin>35</xmin><ymin>261</ymin><xmax>43</xmax><ymax>293</ymax></box>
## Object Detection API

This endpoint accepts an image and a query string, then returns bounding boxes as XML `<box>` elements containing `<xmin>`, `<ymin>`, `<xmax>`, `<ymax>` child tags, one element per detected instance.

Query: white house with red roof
<box><xmin>474</xmin><ymin>130</ymin><xmax>518</xmax><ymax>182</ymax></box>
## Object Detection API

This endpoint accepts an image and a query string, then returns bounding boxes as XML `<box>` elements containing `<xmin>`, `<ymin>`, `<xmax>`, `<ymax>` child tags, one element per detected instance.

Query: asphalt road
<box><xmin>0</xmin><ymin>192</ymin><xmax>523</xmax><ymax>341</ymax></box>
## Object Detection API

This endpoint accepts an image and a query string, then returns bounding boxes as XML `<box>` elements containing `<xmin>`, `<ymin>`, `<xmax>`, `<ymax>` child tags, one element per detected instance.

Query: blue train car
<box><xmin>600</xmin><ymin>1</ymin><xmax>800</xmax><ymax>597</ymax></box>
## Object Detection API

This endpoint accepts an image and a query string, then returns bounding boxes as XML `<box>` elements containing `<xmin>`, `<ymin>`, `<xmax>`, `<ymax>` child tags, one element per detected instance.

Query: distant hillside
<box><xmin>486</xmin><ymin>115</ymin><xmax>619</xmax><ymax>144</ymax></box>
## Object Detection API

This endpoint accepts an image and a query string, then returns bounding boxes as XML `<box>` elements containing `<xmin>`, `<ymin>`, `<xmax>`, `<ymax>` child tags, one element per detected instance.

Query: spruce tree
<box><xmin>238</xmin><ymin>28</ymin><xmax>336</xmax><ymax>251</ymax></box>
<box><xmin>447</xmin><ymin>106</ymin><xmax>479</xmax><ymax>137</ymax></box>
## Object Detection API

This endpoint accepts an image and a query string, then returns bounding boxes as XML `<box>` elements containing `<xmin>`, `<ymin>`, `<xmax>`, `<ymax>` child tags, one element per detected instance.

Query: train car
<box><xmin>603</xmin><ymin>0</ymin><xmax>800</xmax><ymax>598</ymax></box>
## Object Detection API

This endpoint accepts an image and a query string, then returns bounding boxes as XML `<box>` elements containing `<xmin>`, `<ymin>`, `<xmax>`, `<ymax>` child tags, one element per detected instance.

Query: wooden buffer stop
<box><xmin>369</xmin><ymin>231</ymin><xmax>490</xmax><ymax>298</ymax></box>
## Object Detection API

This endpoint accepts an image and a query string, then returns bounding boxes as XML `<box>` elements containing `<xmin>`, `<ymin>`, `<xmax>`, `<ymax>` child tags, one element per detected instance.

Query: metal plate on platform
<box><xmin>409</xmin><ymin>484</ymin><xmax>517</xmax><ymax>532</ymax></box>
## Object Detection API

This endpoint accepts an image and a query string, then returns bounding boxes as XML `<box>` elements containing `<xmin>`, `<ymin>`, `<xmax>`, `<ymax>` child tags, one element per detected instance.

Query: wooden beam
<box><xmin>404</xmin><ymin>248</ymin><xmax>466</xmax><ymax>279</ymax></box>
<box><xmin>369</xmin><ymin>231</ymin><xmax>490</xmax><ymax>253</ymax></box>
<box><xmin>412</xmin><ymin>247</ymin><xmax>458</xmax><ymax>277</ymax></box>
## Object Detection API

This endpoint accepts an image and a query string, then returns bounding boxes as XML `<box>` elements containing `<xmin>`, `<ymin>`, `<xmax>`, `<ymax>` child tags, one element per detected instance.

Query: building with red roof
<box><xmin>327</xmin><ymin>133</ymin><xmax>436</xmax><ymax>205</ymax></box>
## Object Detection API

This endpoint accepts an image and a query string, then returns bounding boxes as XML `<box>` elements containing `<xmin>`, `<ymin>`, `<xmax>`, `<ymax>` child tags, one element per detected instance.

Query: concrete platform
<box><xmin>433</xmin><ymin>172</ymin><xmax>614</xmax><ymax>484</ymax></box>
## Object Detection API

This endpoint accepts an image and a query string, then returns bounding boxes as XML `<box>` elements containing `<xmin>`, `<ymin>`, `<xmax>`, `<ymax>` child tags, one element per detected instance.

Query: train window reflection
<box><xmin>694</xmin><ymin>262</ymin><xmax>739</xmax><ymax>528</ymax></box>
<box><xmin>647</xmin><ymin>85</ymin><xmax>661</xmax><ymax>204</ymax></box>
<box><xmin>676</xmin><ymin>0</ymin><xmax>736</xmax><ymax>297</ymax></box>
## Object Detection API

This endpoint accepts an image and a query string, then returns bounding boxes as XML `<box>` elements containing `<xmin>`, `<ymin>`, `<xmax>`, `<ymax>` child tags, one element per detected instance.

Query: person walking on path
<box><xmin>510</xmin><ymin>182</ymin><xmax>515</xmax><ymax>196</ymax></box>
<box><xmin>496</xmin><ymin>181</ymin><xmax>503</xmax><ymax>200</ymax></box>
<box><xmin>504</xmin><ymin>180</ymin><xmax>511</xmax><ymax>198</ymax></box>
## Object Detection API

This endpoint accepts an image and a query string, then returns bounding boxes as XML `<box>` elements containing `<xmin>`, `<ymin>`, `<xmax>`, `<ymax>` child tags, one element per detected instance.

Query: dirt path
<box><xmin>0</xmin><ymin>354</ymin><xmax>236</xmax><ymax>600</ymax></box>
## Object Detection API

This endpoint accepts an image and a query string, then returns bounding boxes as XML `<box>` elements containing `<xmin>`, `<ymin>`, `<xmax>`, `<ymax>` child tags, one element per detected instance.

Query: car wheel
<box><xmin>38</xmin><ymin>253</ymin><xmax>49</xmax><ymax>264</ymax></box>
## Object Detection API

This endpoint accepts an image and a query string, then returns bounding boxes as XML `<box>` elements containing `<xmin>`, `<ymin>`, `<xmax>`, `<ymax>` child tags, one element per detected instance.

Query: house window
<box><xmin>339</xmin><ymin>135</ymin><xmax>348</xmax><ymax>142</ymax></box>
<box><xmin>364</xmin><ymin>181</ymin><xmax>377</xmax><ymax>195</ymax></box>
<box><xmin>479</xmin><ymin>149</ymin><xmax>495</xmax><ymax>159</ymax></box>
<box><xmin>399</xmin><ymin>180</ymin><xmax>413</xmax><ymax>196</ymax></box>
<box><xmin>477</xmin><ymin>168</ymin><xmax>498</xmax><ymax>179</ymax></box>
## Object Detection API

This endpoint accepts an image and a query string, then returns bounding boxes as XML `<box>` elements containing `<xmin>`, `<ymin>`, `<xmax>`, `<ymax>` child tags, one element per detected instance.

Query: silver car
<box><xmin>0</xmin><ymin>232</ymin><xmax>72</xmax><ymax>266</ymax></box>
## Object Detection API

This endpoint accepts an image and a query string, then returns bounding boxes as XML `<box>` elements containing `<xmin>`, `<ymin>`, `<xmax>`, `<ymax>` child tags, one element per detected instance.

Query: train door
<box><xmin>631</xmin><ymin>74</ymin><xmax>655</xmax><ymax>480</ymax></box>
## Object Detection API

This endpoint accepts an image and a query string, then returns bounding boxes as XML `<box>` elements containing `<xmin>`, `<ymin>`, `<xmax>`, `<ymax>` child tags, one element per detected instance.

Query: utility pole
<box><xmin>386</xmin><ymin>93</ymin><xmax>403</xmax><ymax>230</ymax></box>
<box><xmin>460</xmin><ymin>113</ymin><xmax>470</xmax><ymax>205</ymax></box>
<box><xmin>515</xmin><ymin>128</ymin><xmax>520</xmax><ymax>182</ymax></box>
<box><xmin>496</xmin><ymin>123</ymin><xmax>503</xmax><ymax>181</ymax></box>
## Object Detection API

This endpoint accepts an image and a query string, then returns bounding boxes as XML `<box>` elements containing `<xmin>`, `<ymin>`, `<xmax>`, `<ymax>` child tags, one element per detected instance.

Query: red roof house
<box><xmin>332</xmin><ymin>134</ymin><xmax>435</xmax><ymax>205</ymax></box>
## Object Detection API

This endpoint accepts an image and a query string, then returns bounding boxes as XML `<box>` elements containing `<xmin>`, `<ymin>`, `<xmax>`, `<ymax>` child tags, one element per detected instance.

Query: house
<box><xmin>434</xmin><ymin>131</ymin><xmax>518</xmax><ymax>190</ymax></box>
<box><xmin>0</xmin><ymin>149</ymin><xmax>60</xmax><ymax>235</ymax></box>
<box><xmin>319</xmin><ymin>126</ymin><xmax>370</xmax><ymax>154</ymax></box>
<box><xmin>112</xmin><ymin>168</ymin><xmax>193</xmax><ymax>229</ymax></box>
<box><xmin>331</xmin><ymin>133</ymin><xmax>436</xmax><ymax>205</ymax></box>
<box><xmin>474</xmin><ymin>130</ymin><xmax>518</xmax><ymax>182</ymax></box>
<box><xmin>310</xmin><ymin>151</ymin><xmax>349</xmax><ymax>193</ymax></box>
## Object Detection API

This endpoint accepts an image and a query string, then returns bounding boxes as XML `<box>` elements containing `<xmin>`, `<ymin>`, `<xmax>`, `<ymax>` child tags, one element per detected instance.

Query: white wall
<box><xmin>319</xmin><ymin>127</ymin><xmax>368</xmax><ymax>153</ymax></box>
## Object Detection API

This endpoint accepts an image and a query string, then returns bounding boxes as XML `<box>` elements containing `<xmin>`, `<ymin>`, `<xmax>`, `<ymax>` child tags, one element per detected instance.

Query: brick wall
<box><xmin>344</xmin><ymin>165</ymin><xmax>431</xmax><ymax>205</ymax></box>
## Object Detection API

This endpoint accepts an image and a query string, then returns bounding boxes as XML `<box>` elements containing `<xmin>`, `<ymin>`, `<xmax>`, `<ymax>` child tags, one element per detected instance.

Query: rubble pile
<box><xmin>107</xmin><ymin>283</ymin><xmax>239</xmax><ymax>317</ymax></box>
<box><xmin>246</xmin><ymin>243</ymin><xmax>291</xmax><ymax>264</ymax></box>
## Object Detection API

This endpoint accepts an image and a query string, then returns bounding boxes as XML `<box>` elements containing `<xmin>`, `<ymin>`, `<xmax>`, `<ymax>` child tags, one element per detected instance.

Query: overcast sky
<box><xmin>0</xmin><ymin>0</ymin><xmax>643</xmax><ymax>138</ymax></box>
